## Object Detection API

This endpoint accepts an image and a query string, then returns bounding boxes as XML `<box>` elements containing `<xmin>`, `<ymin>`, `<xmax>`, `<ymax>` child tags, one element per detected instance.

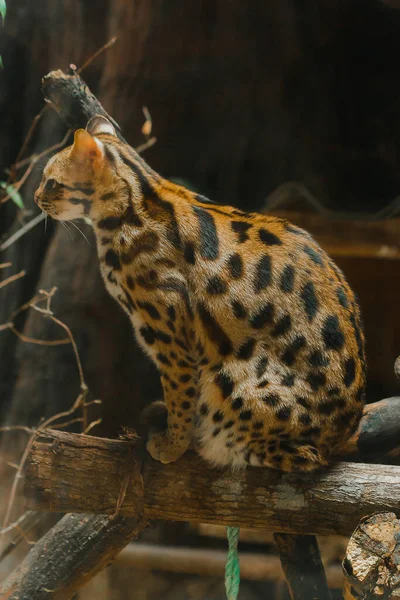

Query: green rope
<box><xmin>225</xmin><ymin>526</ymin><xmax>240</xmax><ymax>600</ymax></box>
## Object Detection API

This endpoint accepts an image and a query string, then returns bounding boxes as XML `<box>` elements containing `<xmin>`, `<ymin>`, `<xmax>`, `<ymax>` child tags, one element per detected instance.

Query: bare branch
<box><xmin>0</xmin><ymin>269</ymin><xmax>26</xmax><ymax>290</ymax></box>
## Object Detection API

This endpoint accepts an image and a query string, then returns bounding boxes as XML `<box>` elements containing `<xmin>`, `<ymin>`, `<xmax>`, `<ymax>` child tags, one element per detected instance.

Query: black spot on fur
<box><xmin>213</xmin><ymin>410</ymin><xmax>224</xmax><ymax>422</ymax></box>
<box><xmin>306</xmin><ymin>372</ymin><xmax>327</xmax><ymax>391</ymax></box>
<box><xmin>256</xmin><ymin>357</ymin><xmax>268</xmax><ymax>379</ymax></box>
<box><xmin>198</xmin><ymin>303</ymin><xmax>233</xmax><ymax>356</ymax></box>
<box><xmin>181</xmin><ymin>401</ymin><xmax>191</xmax><ymax>410</ymax></box>
<box><xmin>281</xmin><ymin>374</ymin><xmax>295</xmax><ymax>387</ymax></box>
<box><xmin>183</xmin><ymin>242</ymin><xmax>196</xmax><ymax>264</ymax></box>
<box><xmin>126</xmin><ymin>275</ymin><xmax>135</xmax><ymax>290</ymax></box>
<box><xmin>232</xmin><ymin>397</ymin><xmax>243</xmax><ymax>410</ymax></box>
<box><xmin>276</xmin><ymin>406</ymin><xmax>292</xmax><ymax>421</ymax></box>
<box><xmin>206</xmin><ymin>275</ymin><xmax>227</xmax><ymax>295</ymax></box>
<box><xmin>157</xmin><ymin>353</ymin><xmax>172</xmax><ymax>366</ymax></box>
<box><xmin>301</xmin><ymin>282</ymin><xmax>319</xmax><ymax>322</ymax></box>
<box><xmin>299</xmin><ymin>413</ymin><xmax>312</xmax><ymax>426</ymax></box>
<box><xmin>262</xmin><ymin>393</ymin><xmax>280</xmax><ymax>407</ymax></box>
<box><xmin>337</xmin><ymin>287</ymin><xmax>349</xmax><ymax>308</ymax></box>
<box><xmin>140</xmin><ymin>326</ymin><xmax>155</xmax><ymax>345</ymax></box>
<box><xmin>259</xmin><ymin>228</ymin><xmax>282</xmax><ymax>246</ymax></box>
<box><xmin>104</xmin><ymin>249</ymin><xmax>121</xmax><ymax>270</ymax></box>
<box><xmin>228</xmin><ymin>253</ymin><xmax>243</xmax><ymax>279</ymax></box>
<box><xmin>250</xmin><ymin>303</ymin><xmax>274</xmax><ymax>329</ymax></box>
<box><xmin>215</xmin><ymin>372</ymin><xmax>235</xmax><ymax>399</ymax></box>
<box><xmin>237</xmin><ymin>338</ymin><xmax>256</xmax><ymax>360</ymax></box>
<box><xmin>200</xmin><ymin>403</ymin><xmax>209</xmax><ymax>416</ymax></box>
<box><xmin>167</xmin><ymin>306</ymin><xmax>176</xmax><ymax>321</ymax></box>
<box><xmin>254</xmin><ymin>255</ymin><xmax>272</xmax><ymax>292</ymax></box>
<box><xmin>344</xmin><ymin>357</ymin><xmax>356</xmax><ymax>387</ymax></box>
<box><xmin>296</xmin><ymin>397</ymin><xmax>311</xmax><ymax>409</ymax></box>
<box><xmin>280</xmin><ymin>265</ymin><xmax>295</xmax><ymax>293</ymax></box>
<box><xmin>303</xmin><ymin>245</ymin><xmax>324</xmax><ymax>266</ymax></box>
<box><xmin>239</xmin><ymin>410</ymin><xmax>253</xmax><ymax>421</ymax></box>
<box><xmin>231</xmin><ymin>221</ymin><xmax>252</xmax><ymax>243</ymax></box>
<box><xmin>322</xmin><ymin>315</ymin><xmax>345</xmax><ymax>351</ymax></box>
<box><xmin>272</xmin><ymin>315</ymin><xmax>292</xmax><ymax>337</ymax></box>
<box><xmin>308</xmin><ymin>350</ymin><xmax>329</xmax><ymax>368</ymax></box>
<box><xmin>137</xmin><ymin>301</ymin><xmax>161</xmax><ymax>320</ymax></box>
<box><xmin>98</xmin><ymin>215</ymin><xmax>123</xmax><ymax>230</ymax></box>
<box><xmin>282</xmin><ymin>335</ymin><xmax>306</xmax><ymax>366</ymax></box>
<box><xmin>231</xmin><ymin>300</ymin><xmax>247</xmax><ymax>319</ymax></box>
<box><xmin>193</xmin><ymin>206</ymin><xmax>219</xmax><ymax>259</ymax></box>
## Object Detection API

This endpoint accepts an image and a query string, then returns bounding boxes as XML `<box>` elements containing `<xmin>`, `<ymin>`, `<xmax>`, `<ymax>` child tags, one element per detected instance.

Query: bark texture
<box><xmin>24</xmin><ymin>428</ymin><xmax>400</xmax><ymax>537</ymax></box>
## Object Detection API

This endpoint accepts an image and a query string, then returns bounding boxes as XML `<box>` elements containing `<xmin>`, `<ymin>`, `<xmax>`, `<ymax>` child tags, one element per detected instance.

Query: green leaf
<box><xmin>0</xmin><ymin>56</ymin><xmax>3</xmax><ymax>69</ymax></box>
<box><xmin>0</xmin><ymin>0</ymin><xmax>6</xmax><ymax>24</ymax></box>
<box><xmin>0</xmin><ymin>181</ymin><xmax>24</xmax><ymax>209</ymax></box>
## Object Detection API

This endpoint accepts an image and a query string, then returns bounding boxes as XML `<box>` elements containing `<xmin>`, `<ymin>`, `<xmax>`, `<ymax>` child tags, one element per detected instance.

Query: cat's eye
<box><xmin>44</xmin><ymin>178</ymin><xmax>60</xmax><ymax>193</ymax></box>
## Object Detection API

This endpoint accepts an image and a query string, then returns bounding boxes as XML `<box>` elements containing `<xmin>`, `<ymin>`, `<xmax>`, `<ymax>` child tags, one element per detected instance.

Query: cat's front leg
<box><xmin>146</xmin><ymin>366</ymin><xmax>198</xmax><ymax>464</ymax></box>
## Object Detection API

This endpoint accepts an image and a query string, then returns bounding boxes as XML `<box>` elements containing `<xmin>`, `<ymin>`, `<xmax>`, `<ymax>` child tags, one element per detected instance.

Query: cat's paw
<box><xmin>146</xmin><ymin>430</ymin><xmax>189</xmax><ymax>464</ymax></box>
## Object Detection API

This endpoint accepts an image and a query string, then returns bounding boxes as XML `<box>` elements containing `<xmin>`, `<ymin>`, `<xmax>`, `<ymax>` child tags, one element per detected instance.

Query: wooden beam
<box><xmin>0</xmin><ymin>513</ymin><xmax>146</xmax><ymax>600</ymax></box>
<box><xmin>24</xmin><ymin>427</ymin><xmax>400</xmax><ymax>537</ymax></box>
<box><xmin>274</xmin><ymin>534</ymin><xmax>332</xmax><ymax>600</ymax></box>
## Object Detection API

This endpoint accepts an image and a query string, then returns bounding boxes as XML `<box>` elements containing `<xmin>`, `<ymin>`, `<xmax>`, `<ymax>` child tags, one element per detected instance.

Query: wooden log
<box><xmin>114</xmin><ymin>542</ymin><xmax>344</xmax><ymax>588</ymax></box>
<box><xmin>0</xmin><ymin>513</ymin><xmax>146</xmax><ymax>600</ymax></box>
<box><xmin>342</xmin><ymin>512</ymin><xmax>400</xmax><ymax>599</ymax></box>
<box><xmin>274</xmin><ymin>534</ymin><xmax>332</xmax><ymax>600</ymax></box>
<box><xmin>42</xmin><ymin>69</ymin><xmax>123</xmax><ymax>139</ymax></box>
<box><xmin>338</xmin><ymin>396</ymin><xmax>400</xmax><ymax>461</ymax></box>
<box><xmin>24</xmin><ymin>428</ymin><xmax>400</xmax><ymax>537</ymax></box>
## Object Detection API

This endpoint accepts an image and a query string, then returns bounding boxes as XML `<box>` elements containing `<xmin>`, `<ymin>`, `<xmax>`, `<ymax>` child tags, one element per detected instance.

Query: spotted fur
<box><xmin>35</xmin><ymin>115</ymin><xmax>366</xmax><ymax>471</ymax></box>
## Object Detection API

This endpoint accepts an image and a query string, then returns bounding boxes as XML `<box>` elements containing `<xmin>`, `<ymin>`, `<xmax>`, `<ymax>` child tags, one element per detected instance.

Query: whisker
<box><xmin>59</xmin><ymin>220</ymin><xmax>74</xmax><ymax>241</ymax></box>
<box><xmin>70</xmin><ymin>220</ymin><xmax>91</xmax><ymax>245</ymax></box>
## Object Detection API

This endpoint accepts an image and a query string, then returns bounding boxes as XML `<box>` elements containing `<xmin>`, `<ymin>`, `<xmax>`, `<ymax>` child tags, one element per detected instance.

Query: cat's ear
<box><xmin>71</xmin><ymin>129</ymin><xmax>104</xmax><ymax>164</ymax></box>
<box><xmin>86</xmin><ymin>115</ymin><xmax>117</xmax><ymax>137</ymax></box>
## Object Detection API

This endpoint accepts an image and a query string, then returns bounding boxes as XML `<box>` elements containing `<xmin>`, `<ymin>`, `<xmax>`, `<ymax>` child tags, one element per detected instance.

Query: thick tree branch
<box><xmin>23</xmin><ymin>419</ymin><xmax>400</xmax><ymax>537</ymax></box>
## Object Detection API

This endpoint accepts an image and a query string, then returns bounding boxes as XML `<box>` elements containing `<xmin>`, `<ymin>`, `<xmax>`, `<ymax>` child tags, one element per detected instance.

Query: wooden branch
<box><xmin>42</xmin><ymin>69</ymin><xmax>124</xmax><ymax>138</ymax></box>
<box><xmin>342</xmin><ymin>513</ymin><xmax>400</xmax><ymax>599</ymax></box>
<box><xmin>115</xmin><ymin>542</ymin><xmax>344</xmax><ymax>588</ymax></box>
<box><xmin>338</xmin><ymin>396</ymin><xmax>400</xmax><ymax>461</ymax></box>
<box><xmin>24</xmin><ymin>426</ymin><xmax>400</xmax><ymax>537</ymax></box>
<box><xmin>0</xmin><ymin>513</ymin><xmax>146</xmax><ymax>600</ymax></box>
<box><xmin>274</xmin><ymin>534</ymin><xmax>332</xmax><ymax>600</ymax></box>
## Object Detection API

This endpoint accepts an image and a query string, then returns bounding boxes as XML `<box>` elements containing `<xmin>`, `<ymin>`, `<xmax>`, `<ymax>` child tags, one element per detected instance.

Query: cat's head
<box><xmin>34</xmin><ymin>115</ymin><xmax>125</xmax><ymax>221</ymax></box>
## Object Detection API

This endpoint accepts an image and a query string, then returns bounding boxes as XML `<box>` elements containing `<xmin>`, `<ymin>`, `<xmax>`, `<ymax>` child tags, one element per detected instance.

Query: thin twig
<box><xmin>0</xmin><ymin>262</ymin><xmax>12</xmax><ymax>269</ymax></box>
<box><xmin>136</xmin><ymin>136</ymin><xmax>157</xmax><ymax>154</ymax></box>
<box><xmin>0</xmin><ymin>426</ymin><xmax>34</xmax><ymax>435</ymax></box>
<box><xmin>77</xmin><ymin>36</ymin><xmax>118</xmax><ymax>74</ymax></box>
<box><xmin>83</xmin><ymin>418</ymin><xmax>102</xmax><ymax>434</ymax></box>
<box><xmin>0</xmin><ymin>213</ymin><xmax>46</xmax><ymax>251</ymax></box>
<box><xmin>1</xmin><ymin>434</ymin><xmax>36</xmax><ymax>530</ymax></box>
<box><xmin>51</xmin><ymin>417</ymin><xmax>84</xmax><ymax>430</ymax></box>
<box><xmin>8</xmin><ymin>108</ymin><xmax>47</xmax><ymax>181</ymax></box>
<box><xmin>0</xmin><ymin>269</ymin><xmax>26</xmax><ymax>290</ymax></box>
<box><xmin>0</xmin><ymin>161</ymin><xmax>35</xmax><ymax>204</ymax></box>
<box><xmin>14</xmin><ymin>129</ymin><xmax>71</xmax><ymax>171</ymax></box>
<box><xmin>7</xmin><ymin>324</ymin><xmax>70</xmax><ymax>346</ymax></box>
<box><xmin>0</xmin><ymin>510</ymin><xmax>37</xmax><ymax>536</ymax></box>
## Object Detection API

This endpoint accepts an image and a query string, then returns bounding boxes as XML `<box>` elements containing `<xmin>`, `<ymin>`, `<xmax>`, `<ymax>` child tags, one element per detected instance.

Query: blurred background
<box><xmin>1</xmin><ymin>1</ymin><xmax>400</xmax><ymax>598</ymax></box>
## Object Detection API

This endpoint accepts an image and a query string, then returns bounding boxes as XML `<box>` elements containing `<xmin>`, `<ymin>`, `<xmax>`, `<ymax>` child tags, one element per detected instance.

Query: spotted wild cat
<box><xmin>35</xmin><ymin>115</ymin><xmax>366</xmax><ymax>472</ymax></box>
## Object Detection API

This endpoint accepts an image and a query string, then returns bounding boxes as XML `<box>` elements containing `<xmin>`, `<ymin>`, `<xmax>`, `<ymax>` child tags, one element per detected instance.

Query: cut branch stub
<box><xmin>42</xmin><ymin>69</ymin><xmax>124</xmax><ymax>137</ymax></box>
<box><xmin>343</xmin><ymin>512</ymin><xmax>400</xmax><ymax>599</ymax></box>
